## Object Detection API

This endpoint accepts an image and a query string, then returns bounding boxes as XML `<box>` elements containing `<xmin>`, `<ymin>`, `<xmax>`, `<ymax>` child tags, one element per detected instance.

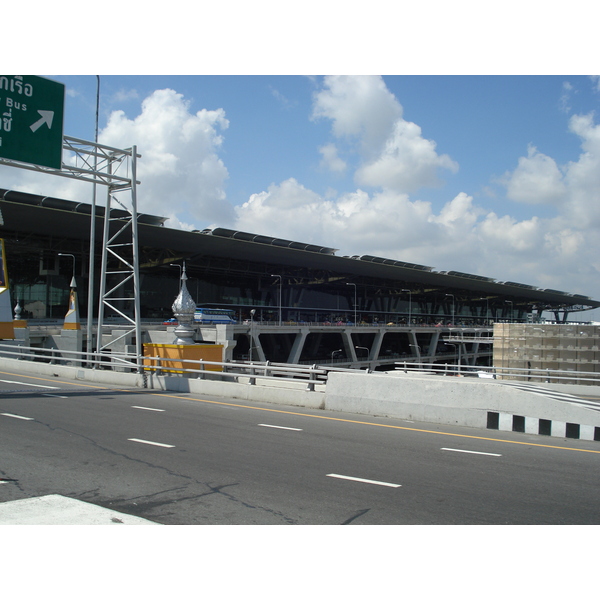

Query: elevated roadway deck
<box><xmin>218</xmin><ymin>323</ymin><xmax>493</xmax><ymax>370</ymax></box>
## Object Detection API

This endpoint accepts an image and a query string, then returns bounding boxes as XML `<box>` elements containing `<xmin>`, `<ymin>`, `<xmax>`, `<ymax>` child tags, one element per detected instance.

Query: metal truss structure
<box><xmin>0</xmin><ymin>135</ymin><xmax>142</xmax><ymax>366</ymax></box>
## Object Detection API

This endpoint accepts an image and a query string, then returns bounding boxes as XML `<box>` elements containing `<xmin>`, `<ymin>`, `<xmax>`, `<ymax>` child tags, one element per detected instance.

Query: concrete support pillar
<box><xmin>341</xmin><ymin>329</ymin><xmax>356</xmax><ymax>362</ymax></box>
<box><xmin>250</xmin><ymin>330</ymin><xmax>266</xmax><ymax>362</ymax></box>
<box><xmin>371</xmin><ymin>329</ymin><xmax>385</xmax><ymax>360</ymax></box>
<box><xmin>287</xmin><ymin>328</ymin><xmax>309</xmax><ymax>364</ymax></box>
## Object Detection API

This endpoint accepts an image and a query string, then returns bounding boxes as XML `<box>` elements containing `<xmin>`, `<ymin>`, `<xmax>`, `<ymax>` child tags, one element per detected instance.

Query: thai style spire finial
<box><xmin>171</xmin><ymin>261</ymin><xmax>196</xmax><ymax>344</ymax></box>
<box><xmin>14</xmin><ymin>300</ymin><xmax>21</xmax><ymax>321</ymax></box>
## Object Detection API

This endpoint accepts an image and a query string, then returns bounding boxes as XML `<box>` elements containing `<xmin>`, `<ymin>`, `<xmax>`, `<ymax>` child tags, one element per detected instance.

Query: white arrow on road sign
<box><xmin>30</xmin><ymin>110</ymin><xmax>55</xmax><ymax>133</ymax></box>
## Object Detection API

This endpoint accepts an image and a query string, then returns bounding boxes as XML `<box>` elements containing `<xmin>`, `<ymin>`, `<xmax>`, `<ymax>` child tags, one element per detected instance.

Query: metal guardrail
<box><xmin>144</xmin><ymin>356</ymin><xmax>328</xmax><ymax>391</ymax></box>
<box><xmin>2</xmin><ymin>342</ymin><xmax>598</xmax><ymax>388</ymax></box>
<box><xmin>0</xmin><ymin>343</ymin><xmax>137</xmax><ymax>370</ymax></box>
<box><xmin>394</xmin><ymin>360</ymin><xmax>600</xmax><ymax>385</ymax></box>
<box><xmin>0</xmin><ymin>343</ymin><xmax>328</xmax><ymax>391</ymax></box>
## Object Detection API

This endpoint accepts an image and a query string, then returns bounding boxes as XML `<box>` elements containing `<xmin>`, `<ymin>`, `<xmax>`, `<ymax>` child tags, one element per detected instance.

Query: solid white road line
<box><xmin>326</xmin><ymin>474</ymin><xmax>401</xmax><ymax>488</ymax></box>
<box><xmin>441</xmin><ymin>447</ymin><xmax>502</xmax><ymax>457</ymax></box>
<box><xmin>127</xmin><ymin>438</ymin><xmax>175</xmax><ymax>448</ymax></box>
<box><xmin>131</xmin><ymin>406</ymin><xmax>165</xmax><ymax>412</ymax></box>
<box><xmin>258</xmin><ymin>423</ymin><xmax>303</xmax><ymax>431</ymax></box>
<box><xmin>1</xmin><ymin>413</ymin><xmax>34</xmax><ymax>421</ymax></box>
<box><xmin>42</xmin><ymin>394</ymin><xmax>68</xmax><ymax>398</ymax></box>
<box><xmin>0</xmin><ymin>379</ymin><xmax>59</xmax><ymax>389</ymax></box>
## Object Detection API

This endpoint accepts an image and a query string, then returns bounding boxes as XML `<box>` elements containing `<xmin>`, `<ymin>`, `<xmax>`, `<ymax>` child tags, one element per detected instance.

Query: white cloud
<box><xmin>318</xmin><ymin>143</ymin><xmax>347</xmax><ymax>173</ymax></box>
<box><xmin>312</xmin><ymin>75</ymin><xmax>458</xmax><ymax>193</ymax></box>
<box><xmin>234</xmin><ymin>178</ymin><xmax>437</xmax><ymax>253</ymax></box>
<box><xmin>502</xmin><ymin>112</ymin><xmax>600</xmax><ymax>229</ymax></box>
<box><xmin>504</xmin><ymin>145</ymin><xmax>566</xmax><ymax>205</ymax></box>
<box><xmin>234</xmin><ymin>179</ymin><xmax>472</xmax><ymax>266</ymax></box>
<box><xmin>312</xmin><ymin>75</ymin><xmax>402</xmax><ymax>157</ymax></box>
<box><xmin>235</xmin><ymin>178</ymin><xmax>329</xmax><ymax>240</ymax></box>
<box><xmin>99</xmin><ymin>88</ymin><xmax>234</xmax><ymax>226</ymax></box>
<box><xmin>562</xmin><ymin>113</ymin><xmax>600</xmax><ymax>225</ymax></box>
<box><xmin>479</xmin><ymin>213</ymin><xmax>542</xmax><ymax>252</ymax></box>
<box><xmin>355</xmin><ymin>119</ymin><xmax>458</xmax><ymax>192</ymax></box>
<box><xmin>486</xmin><ymin>109</ymin><xmax>600</xmax><ymax>299</ymax></box>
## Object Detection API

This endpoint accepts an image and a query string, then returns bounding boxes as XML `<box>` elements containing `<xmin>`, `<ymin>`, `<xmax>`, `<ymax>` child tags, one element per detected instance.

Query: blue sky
<box><xmin>5</xmin><ymin>4</ymin><xmax>600</xmax><ymax>320</ymax></box>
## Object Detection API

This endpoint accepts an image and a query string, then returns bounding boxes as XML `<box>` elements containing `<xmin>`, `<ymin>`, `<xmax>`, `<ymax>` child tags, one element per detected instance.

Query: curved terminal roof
<box><xmin>0</xmin><ymin>188</ymin><xmax>167</xmax><ymax>226</ymax></box>
<box><xmin>209</xmin><ymin>227</ymin><xmax>338</xmax><ymax>255</ymax></box>
<box><xmin>1</xmin><ymin>188</ymin><xmax>598</xmax><ymax>312</ymax></box>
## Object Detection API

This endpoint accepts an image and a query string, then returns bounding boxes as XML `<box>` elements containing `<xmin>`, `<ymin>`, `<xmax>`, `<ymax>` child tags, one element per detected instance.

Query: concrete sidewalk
<box><xmin>0</xmin><ymin>494</ymin><xmax>161</xmax><ymax>525</ymax></box>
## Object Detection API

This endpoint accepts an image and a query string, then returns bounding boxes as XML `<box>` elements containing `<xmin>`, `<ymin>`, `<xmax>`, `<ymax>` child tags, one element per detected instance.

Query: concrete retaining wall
<box><xmin>0</xmin><ymin>357</ymin><xmax>325</xmax><ymax>410</ymax></box>
<box><xmin>0</xmin><ymin>357</ymin><xmax>142</xmax><ymax>387</ymax></box>
<box><xmin>145</xmin><ymin>373</ymin><xmax>325</xmax><ymax>409</ymax></box>
<box><xmin>324</xmin><ymin>371</ymin><xmax>600</xmax><ymax>439</ymax></box>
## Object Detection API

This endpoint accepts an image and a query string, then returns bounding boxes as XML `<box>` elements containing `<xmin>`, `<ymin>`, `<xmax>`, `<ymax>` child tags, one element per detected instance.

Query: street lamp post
<box><xmin>87</xmin><ymin>75</ymin><xmax>100</xmax><ymax>365</ymax></box>
<box><xmin>249</xmin><ymin>309</ymin><xmax>256</xmax><ymax>361</ymax></box>
<box><xmin>58</xmin><ymin>253</ymin><xmax>76</xmax><ymax>288</ymax></box>
<box><xmin>346</xmin><ymin>282</ymin><xmax>357</xmax><ymax>325</ymax></box>
<box><xmin>170</xmin><ymin>263</ymin><xmax>183</xmax><ymax>292</ymax></box>
<box><xmin>271</xmin><ymin>274</ymin><xmax>282</xmax><ymax>325</ymax></box>
<box><xmin>409</xmin><ymin>343</ymin><xmax>421</xmax><ymax>362</ymax></box>
<box><xmin>444</xmin><ymin>342</ymin><xmax>461</xmax><ymax>375</ymax></box>
<box><xmin>355</xmin><ymin>346</ymin><xmax>369</xmax><ymax>361</ymax></box>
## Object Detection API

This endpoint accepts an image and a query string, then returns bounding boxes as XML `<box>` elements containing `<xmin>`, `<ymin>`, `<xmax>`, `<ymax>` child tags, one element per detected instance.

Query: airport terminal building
<box><xmin>2</xmin><ymin>187</ymin><xmax>600</xmax><ymax>371</ymax></box>
<box><xmin>1</xmin><ymin>187</ymin><xmax>599</xmax><ymax>326</ymax></box>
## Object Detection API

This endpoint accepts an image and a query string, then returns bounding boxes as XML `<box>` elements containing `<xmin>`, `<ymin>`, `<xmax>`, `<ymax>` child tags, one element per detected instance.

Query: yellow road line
<box><xmin>146</xmin><ymin>390</ymin><xmax>600</xmax><ymax>455</ymax></box>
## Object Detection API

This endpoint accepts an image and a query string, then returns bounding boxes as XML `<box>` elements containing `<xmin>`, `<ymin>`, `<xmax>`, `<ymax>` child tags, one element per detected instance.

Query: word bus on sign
<box><xmin>0</xmin><ymin>75</ymin><xmax>65</xmax><ymax>169</ymax></box>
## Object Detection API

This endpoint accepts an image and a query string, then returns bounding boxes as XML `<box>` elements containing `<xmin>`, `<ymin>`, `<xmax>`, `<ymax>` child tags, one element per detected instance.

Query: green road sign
<box><xmin>0</xmin><ymin>75</ymin><xmax>65</xmax><ymax>169</ymax></box>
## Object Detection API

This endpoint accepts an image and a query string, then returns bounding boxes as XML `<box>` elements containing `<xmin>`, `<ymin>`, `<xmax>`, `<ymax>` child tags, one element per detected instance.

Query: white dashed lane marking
<box><xmin>1</xmin><ymin>413</ymin><xmax>34</xmax><ymax>421</ymax></box>
<box><xmin>442</xmin><ymin>447</ymin><xmax>502</xmax><ymax>456</ymax></box>
<box><xmin>326</xmin><ymin>474</ymin><xmax>401</xmax><ymax>488</ymax></box>
<box><xmin>0</xmin><ymin>379</ymin><xmax>59</xmax><ymax>389</ymax></box>
<box><xmin>258</xmin><ymin>423</ymin><xmax>303</xmax><ymax>431</ymax></box>
<box><xmin>127</xmin><ymin>438</ymin><xmax>175</xmax><ymax>448</ymax></box>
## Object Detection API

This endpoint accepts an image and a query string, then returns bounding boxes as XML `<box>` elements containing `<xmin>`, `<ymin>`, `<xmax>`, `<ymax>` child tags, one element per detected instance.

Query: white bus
<box><xmin>194</xmin><ymin>307</ymin><xmax>237</xmax><ymax>324</ymax></box>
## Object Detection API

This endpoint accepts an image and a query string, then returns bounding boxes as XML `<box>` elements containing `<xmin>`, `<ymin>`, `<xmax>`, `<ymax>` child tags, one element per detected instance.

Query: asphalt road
<box><xmin>1</xmin><ymin>367</ymin><xmax>599</xmax><ymax>524</ymax></box>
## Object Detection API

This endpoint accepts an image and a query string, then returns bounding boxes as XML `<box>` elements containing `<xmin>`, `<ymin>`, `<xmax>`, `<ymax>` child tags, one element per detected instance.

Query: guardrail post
<box><xmin>197</xmin><ymin>358</ymin><xmax>205</xmax><ymax>380</ymax></box>
<box><xmin>249</xmin><ymin>362</ymin><xmax>256</xmax><ymax>385</ymax></box>
<box><xmin>306</xmin><ymin>363</ymin><xmax>317</xmax><ymax>391</ymax></box>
